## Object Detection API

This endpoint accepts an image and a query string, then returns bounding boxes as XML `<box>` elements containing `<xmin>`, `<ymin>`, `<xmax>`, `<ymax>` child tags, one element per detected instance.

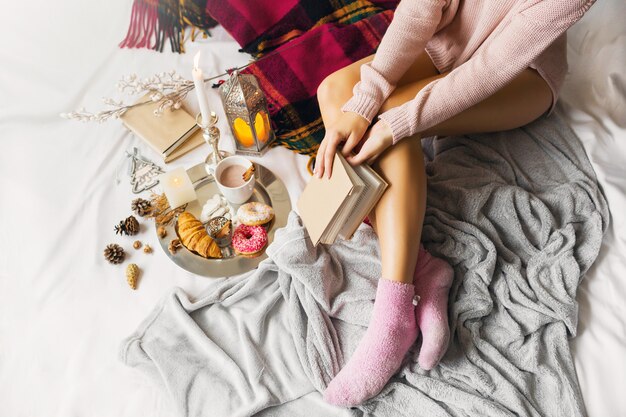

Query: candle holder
<box><xmin>196</xmin><ymin>112</ymin><xmax>231</xmax><ymax>175</ymax></box>
<box><xmin>219</xmin><ymin>71</ymin><xmax>276</xmax><ymax>156</ymax></box>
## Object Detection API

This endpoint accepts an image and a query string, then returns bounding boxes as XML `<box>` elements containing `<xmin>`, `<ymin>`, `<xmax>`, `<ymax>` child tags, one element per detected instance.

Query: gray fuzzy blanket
<box><xmin>120</xmin><ymin>112</ymin><xmax>609</xmax><ymax>417</ymax></box>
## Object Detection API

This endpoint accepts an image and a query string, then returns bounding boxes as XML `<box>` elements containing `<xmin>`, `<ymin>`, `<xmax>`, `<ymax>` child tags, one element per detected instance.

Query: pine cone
<box><xmin>125</xmin><ymin>263</ymin><xmax>140</xmax><ymax>290</ymax></box>
<box><xmin>104</xmin><ymin>244</ymin><xmax>125</xmax><ymax>264</ymax></box>
<box><xmin>125</xmin><ymin>216</ymin><xmax>140</xmax><ymax>235</ymax></box>
<box><xmin>115</xmin><ymin>215</ymin><xmax>140</xmax><ymax>236</ymax></box>
<box><xmin>131</xmin><ymin>198</ymin><xmax>152</xmax><ymax>217</ymax></box>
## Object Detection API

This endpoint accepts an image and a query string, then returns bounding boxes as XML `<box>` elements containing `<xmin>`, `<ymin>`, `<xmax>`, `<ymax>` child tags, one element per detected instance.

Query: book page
<box><xmin>339</xmin><ymin>162</ymin><xmax>388</xmax><ymax>240</ymax></box>
<box><xmin>323</xmin><ymin>155</ymin><xmax>365</xmax><ymax>243</ymax></box>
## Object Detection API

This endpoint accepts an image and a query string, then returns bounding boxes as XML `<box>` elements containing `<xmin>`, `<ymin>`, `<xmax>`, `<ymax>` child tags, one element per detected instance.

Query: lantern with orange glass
<box><xmin>219</xmin><ymin>70</ymin><xmax>275</xmax><ymax>156</ymax></box>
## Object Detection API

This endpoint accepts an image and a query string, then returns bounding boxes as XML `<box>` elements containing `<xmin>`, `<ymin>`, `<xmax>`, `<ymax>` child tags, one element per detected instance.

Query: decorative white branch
<box><xmin>61</xmin><ymin>70</ymin><xmax>200</xmax><ymax>122</ymax></box>
<box><xmin>59</xmin><ymin>38</ymin><xmax>299</xmax><ymax>123</ymax></box>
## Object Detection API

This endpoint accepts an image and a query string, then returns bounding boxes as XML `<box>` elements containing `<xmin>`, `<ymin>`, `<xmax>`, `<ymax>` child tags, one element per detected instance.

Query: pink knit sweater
<box><xmin>341</xmin><ymin>0</ymin><xmax>596</xmax><ymax>144</ymax></box>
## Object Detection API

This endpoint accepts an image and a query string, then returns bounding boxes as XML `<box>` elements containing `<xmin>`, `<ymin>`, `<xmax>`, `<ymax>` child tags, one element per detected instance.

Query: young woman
<box><xmin>315</xmin><ymin>0</ymin><xmax>597</xmax><ymax>407</ymax></box>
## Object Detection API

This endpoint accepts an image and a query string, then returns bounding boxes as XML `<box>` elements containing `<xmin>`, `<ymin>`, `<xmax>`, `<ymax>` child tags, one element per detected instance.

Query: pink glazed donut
<box><xmin>231</xmin><ymin>224</ymin><xmax>268</xmax><ymax>257</ymax></box>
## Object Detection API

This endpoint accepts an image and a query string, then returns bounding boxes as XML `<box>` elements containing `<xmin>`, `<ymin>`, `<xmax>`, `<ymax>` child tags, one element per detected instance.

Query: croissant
<box><xmin>176</xmin><ymin>212</ymin><xmax>222</xmax><ymax>258</ymax></box>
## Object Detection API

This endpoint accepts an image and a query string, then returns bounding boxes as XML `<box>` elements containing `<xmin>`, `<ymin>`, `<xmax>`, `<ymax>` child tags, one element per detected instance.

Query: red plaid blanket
<box><xmin>121</xmin><ymin>0</ymin><xmax>399</xmax><ymax>159</ymax></box>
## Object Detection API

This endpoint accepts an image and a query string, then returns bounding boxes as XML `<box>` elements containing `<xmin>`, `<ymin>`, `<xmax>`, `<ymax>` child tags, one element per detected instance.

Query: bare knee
<box><xmin>317</xmin><ymin>68</ymin><xmax>358</xmax><ymax>108</ymax></box>
<box><xmin>513</xmin><ymin>69</ymin><xmax>553</xmax><ymax>124</ymax></box>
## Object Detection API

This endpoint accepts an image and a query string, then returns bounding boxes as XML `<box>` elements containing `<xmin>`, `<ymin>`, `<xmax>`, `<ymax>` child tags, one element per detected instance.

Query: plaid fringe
<box><xmin>119</xmin><ymin>0</ymin><xmax>216</xmax><ymax>53</ymax></box>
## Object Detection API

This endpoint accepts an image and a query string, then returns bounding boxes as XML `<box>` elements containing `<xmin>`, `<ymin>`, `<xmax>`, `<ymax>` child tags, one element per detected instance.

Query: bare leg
<box><xmin>318</xmin><ymin>52</ymin><xmax>437</xmax><ymax>284</ymax></box>
<box><xmin>317</xmin><ymin>51</ymin><xmax>552</xmax><ymax>284</ymax></box>
<box><xmin>371</xmin><ymin>138</ymin><xmax>426</xmax><ymax>283</ymax></box>
<box><xmin>319</xmin><ymin>52</ymin><xmax>552</xmax><ymax>405</ymax></box>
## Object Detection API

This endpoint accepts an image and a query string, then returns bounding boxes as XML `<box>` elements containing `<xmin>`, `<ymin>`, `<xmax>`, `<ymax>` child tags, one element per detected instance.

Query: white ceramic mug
<box><xmin>214</xmin><ymin>155</ymin><xmax>255</xmax><ymax>204</ymax></box>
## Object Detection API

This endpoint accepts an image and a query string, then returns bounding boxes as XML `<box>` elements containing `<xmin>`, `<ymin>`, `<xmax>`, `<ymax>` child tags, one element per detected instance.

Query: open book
<box><xmin>120</xmin><ymin>95</ymin><xmax>204</xmax><ymax>163</ymax></box>
<box><xmin>297</xmin><ymin>152</ymin><xmax>388</xmax><ymax>245</ymax></box>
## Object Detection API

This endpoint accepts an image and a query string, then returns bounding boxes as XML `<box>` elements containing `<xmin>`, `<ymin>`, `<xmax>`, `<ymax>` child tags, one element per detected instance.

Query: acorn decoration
<box><xmin>103</xmin><ymin>244</ymin><xmax>125</xmax><ymax>264</ymax></box>
<box><xmin>125</xmin><ymin>263</ymin><xmax>140</xmax><ymax>290</ymax></box>
<box><xmin>131</xmin><ymin>198</ymin><xmax>152</xmax><ymax>217</ymax></box>
<box><xmin>115</xmin><ymin>215</ymin><xmax>140</xmax><ymax>236</ymax></box>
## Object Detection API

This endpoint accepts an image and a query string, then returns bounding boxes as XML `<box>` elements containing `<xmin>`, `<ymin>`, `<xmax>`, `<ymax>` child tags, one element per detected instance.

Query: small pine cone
<box><xmin>104</xmin><ymin>244</ymin><xmax>125</xmax><ymax>264</ymax></box>
<box><xmin>125</xmin><ymin>263</ymin><xmax>140</xmax><ymax>290</ymax></box>
<box><xmin>114</xmin><ymin>221</ymin><xmax>126</xmax><ymax>236</ymax></box>
<box><xmin>131</xmin><ymin>198</ymin><xmax>152</xmax><ymax>217</ymax></box>
<box><xmin>143</xmin><ymin>244</ymin><xmax>153</xmax><ymax>254</ymax></box>
<box><xmin>124</xmin><ymin>216</ymin><xmax>140</xmax><ymax>236</ymax></box>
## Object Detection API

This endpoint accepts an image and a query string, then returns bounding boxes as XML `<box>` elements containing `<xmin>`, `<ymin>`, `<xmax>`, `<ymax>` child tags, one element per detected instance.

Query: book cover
<box><xmin>297</xmin><ymin>152</ymin><xmax>387</xmax><ymax>245</ymax></box>
<box><xmin>120</xmin><ymin>96</ymin><xmax>203</xmax><ymax>162</ymax></box>
<box><xmin>297</xmin><ymin>153</ymin><xmax>354</xmax><ymax>246</ymax></box>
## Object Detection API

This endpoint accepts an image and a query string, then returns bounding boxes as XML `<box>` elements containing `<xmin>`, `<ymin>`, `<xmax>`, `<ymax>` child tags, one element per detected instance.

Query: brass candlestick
<box><xmin>196</xmin><ymin>112</ymin><xmax>231</xmax><ymax>175</ymax></box>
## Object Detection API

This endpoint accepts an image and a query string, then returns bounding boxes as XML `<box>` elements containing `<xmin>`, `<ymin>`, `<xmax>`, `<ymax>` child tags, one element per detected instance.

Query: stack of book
<box><xmin>120</xmin><ymin>97</ymin><xmax>205</xmax><ymax>163</ymax></box>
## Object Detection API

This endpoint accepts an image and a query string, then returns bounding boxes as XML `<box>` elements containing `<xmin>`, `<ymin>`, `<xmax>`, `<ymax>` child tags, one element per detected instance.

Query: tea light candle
<box><xmin>192</xmin><ymin>51</ymin><xmax>212</xmax><ymax>125</ymax></box>
<box><xmin>158</xmin><ymin>167</ymin><xmax>197</xmax><ymax>209</ymax></box>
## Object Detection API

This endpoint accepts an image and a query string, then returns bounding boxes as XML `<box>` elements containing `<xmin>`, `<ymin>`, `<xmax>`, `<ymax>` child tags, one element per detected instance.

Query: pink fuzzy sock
<box><xmin>413</xmin><ymin>245</ymin><xmax>453</xmax><ymax>370</ymax></box>
<box><xmin>324</xmin><ymin>278</ymin><xmax>418</xmax><ymax>407</ymax></box>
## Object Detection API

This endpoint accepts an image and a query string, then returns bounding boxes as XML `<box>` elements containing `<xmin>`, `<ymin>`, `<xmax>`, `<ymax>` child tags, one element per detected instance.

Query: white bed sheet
<box><xmin>0</xmin><ymin>0</ymin><xmax>623</xmax><ymax>416</ymax></box>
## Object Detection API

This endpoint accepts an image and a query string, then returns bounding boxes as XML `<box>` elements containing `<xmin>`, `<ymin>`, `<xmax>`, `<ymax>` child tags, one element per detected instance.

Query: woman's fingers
<box><xmin>341</xmin><ymin>131</ymin><xmax>362</xmax><ymax>157</ymax></box>
<box><xmin>347</xmin><ymin>136</ymin><xmax>383</xmax><ymax>166</ymax></box>
<box><xmin>346</xmin><ymin>147</ymin><xmax>369</xmax><ymax>166</ymax></box>
<box><xmin>314</xmin><ymin>139</ymin><xmax>327</xmax><ymax>178</ymax></box>
<box><xmin>324</xmin><ymin>131</ymin><xmax>342</xmax><ymax>178</ymax></box>
<box><xmin>366</xmin><ymin>152</ymin><xmax>383</xmax><ymax>165</ymax></box>
<box><xmin>347</xmin><ymin>120</ymin><xmax>394</xmax><ymax>166</ymax></box>
<box><xmin>317</xmin><ymin>112</ymin><xmax>371</xmax><ymax>177</ymax></box>
<box><xmin>347</xmin><ymin>129</ymin><xmax>374</xmax><ymax>165</ymax></box>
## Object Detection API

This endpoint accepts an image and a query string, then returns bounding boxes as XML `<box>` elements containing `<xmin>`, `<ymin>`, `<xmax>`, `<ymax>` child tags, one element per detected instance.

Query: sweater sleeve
<box><xmin>340</xmin><ymin>0</ymin><xmax>447</xmax><ymax>123</ymax></box>
<box><xmin>379</xmin><ymin>0</ymin><xmax>597</xmax><ymax>144</ymax></box>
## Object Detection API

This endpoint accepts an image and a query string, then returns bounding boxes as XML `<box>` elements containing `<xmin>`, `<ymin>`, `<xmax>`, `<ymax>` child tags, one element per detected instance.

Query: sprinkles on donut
<box><xmin>231</xmin><ymin>224</ymin><xmax>268</xmax><ymax>257</ymax></box>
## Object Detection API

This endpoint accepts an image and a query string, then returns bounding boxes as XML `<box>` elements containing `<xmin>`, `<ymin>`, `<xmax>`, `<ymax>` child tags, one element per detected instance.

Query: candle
<box><xmin>192</xmin><ymin>51</ymin><xmax>212</xmax><ymax>125</ymax></box>
<box><xmin>158</xmin><ymin>167</ymin><xmax>197</xmax><ymax>209</ymax></box>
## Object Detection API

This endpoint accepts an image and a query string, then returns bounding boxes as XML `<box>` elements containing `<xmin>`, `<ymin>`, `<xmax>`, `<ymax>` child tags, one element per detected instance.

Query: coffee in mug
<box><xmin>214</xmin><ymin>156</ymin><xmax>256</xmax><ymax>204</ymax></box>
<box><xmin>218</xmin><ymin>165</ymin><xmax>247</xmax><ymax>188</ymax></box>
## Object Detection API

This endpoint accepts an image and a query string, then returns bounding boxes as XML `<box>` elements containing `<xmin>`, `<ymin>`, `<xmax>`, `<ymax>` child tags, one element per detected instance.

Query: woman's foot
<box><xmin>413</xmin><ymin>245</ymin><xmax>453</xmax><ymax>370</ymax></box>
<box><xmin>324</xmin><ymin>278</ymin><xmax>418</xmax><ymax>407</ymax></box>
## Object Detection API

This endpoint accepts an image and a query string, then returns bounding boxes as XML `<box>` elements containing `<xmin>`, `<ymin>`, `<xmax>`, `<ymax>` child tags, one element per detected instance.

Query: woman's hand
<box><xmin>315</xmin><ymin>112</ymin><xmax>370</xmax><ymax>178</ymax></box>
<box><xmin>345</xmin><ymin>119</ymin><xmax>393</xmax><ymax>166</ymax></box>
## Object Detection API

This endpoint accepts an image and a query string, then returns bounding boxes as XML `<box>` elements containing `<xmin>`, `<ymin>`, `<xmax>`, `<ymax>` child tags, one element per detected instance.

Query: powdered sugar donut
<box><xmin>236</xmin><ymin>202</ymin><xmax>274</xmax><ymax>226</ymax></box>
<box><xmin>231</xmin><ymin>224</ymin><xmax>268</xmax><ymax>257</ymax></box>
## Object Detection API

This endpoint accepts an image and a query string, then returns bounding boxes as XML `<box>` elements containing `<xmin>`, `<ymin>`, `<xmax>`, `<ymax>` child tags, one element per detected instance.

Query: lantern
<box><xmin>219</xmin><ymin>71</ymin><xmax>275</xmax><ymax>156</ymax></box>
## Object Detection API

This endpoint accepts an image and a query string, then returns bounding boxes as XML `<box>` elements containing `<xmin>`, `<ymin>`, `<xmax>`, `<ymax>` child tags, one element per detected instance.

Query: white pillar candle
<box><xmin>192</xmin><ymin>51</ymin><xmax>212</xmax><ymax>125</ymax></box>
<box><xmin>158</xmin><ymin>167</ymin><xmax>197</xmax><ymax>209</ymax></box>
